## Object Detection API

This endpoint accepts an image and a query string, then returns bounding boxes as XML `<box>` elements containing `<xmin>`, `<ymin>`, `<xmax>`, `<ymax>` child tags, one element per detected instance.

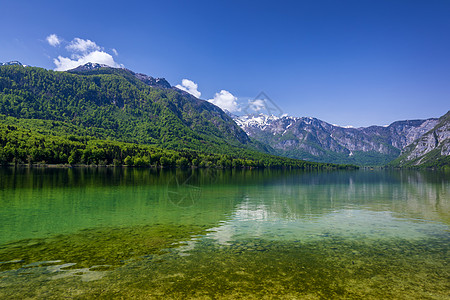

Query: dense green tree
<box><xmin>0</xmin><ymin>66</ymin><xmax>357</xmax><ymax>170</ymax></box>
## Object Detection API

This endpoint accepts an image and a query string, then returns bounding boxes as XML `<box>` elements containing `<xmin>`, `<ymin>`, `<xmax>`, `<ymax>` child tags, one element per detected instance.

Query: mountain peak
<box><xmin>68</xmin><ymin>62</ymin><xmax>115</xmax><ymax>72</ymax></box>
<box><xmin>234</xmin><ymin>113</ymin><xmax>284</xmax><ymax>130</ymax></box>
<box><xmin>66</xmin><ymin>63</ymin><xmax>172</xmax><ymax>89</ymax></box>
<box><xmin>0</xmin><ymin>61</ymin><xmax>23</xmax><ymax>66</ymax></box>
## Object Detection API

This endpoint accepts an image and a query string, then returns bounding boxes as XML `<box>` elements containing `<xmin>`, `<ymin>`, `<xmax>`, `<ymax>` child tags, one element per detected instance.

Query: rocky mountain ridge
<box><xmin>0</xmin><ymin>61</ymin><xmax>24</xmax><ymax>66</ymax></box>
<box><xmin>234</xmin><ymin>113</ymin><xmax>441</xmax><ymax>166</ymax></box>
<box><xmin>68</xmin><ymin>62</ymin><xmax>172</xmax><ymax>89</ymax></box>
<box><xmin>390</xmin><ymin>111</ymin><xmax>450</xmax><ymax>167</ymax></box>
<box><xmin>68</xmin><ymin>62</ymin><xmax>111</xmax><ymax>71</ymax></box>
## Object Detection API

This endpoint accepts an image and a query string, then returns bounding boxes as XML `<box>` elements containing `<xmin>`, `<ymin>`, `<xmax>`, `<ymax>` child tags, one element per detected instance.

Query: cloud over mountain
<box><xmin>208</xmin><ymin>90</ymin><xmax>240</xmax><ymax>113</ymax></box>
<box><xmin>47</xmin><ymin>35</ymin><xmax>122</xmax><ymax>71</ymax></box>
<box><xmin>175</xmin><ymin>79</ymin><xmax>241</xmax><ymax>113</ymax></box>
<box><xmin>175</xmin><ymin>79</ymin><xmax>201</xmax><ymax>98</ymax></box>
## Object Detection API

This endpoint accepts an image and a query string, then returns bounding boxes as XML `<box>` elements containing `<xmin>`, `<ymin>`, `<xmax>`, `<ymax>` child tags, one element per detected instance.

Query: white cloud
<box><xmin>66</xmin><ymin>38</ymin><xmax>100</xmax><ymax>53</ymax></box>
<box><xmin>175</xmin><ymin>79</ymin><xmax>241</xmax><ymax>112</ymax></box>
<box><xmin>49</xmin><ymin>36</ymin><xmax>122</xmax><ymax>71</ymax></box>
<box><xmin>208</xmin><ymin>90</ymin><xmax>240</xmax><ymax>113</ymax></box>
<box><xmin>54</xmin><ymin>50</ymin><xmax>122</xmax><ymax>71</ymax></box>
<box><xmin>175</xmin><ymin>79</ymin><xmax>201</xmax><ymax>98</ymax></box>
<box><xmin>112</xmin><ymin>48</ymin><xmax>118</xmax><ymax>56</ymax></box>
<box><xmin>248</xmin><ymin>99</ymin><xmax>266</xmax><ymax>112</ymax></box>
<box><xmin>46</xmin><ymin>34</ymin><xmax>61</xmax><ymax>47</ymax></box>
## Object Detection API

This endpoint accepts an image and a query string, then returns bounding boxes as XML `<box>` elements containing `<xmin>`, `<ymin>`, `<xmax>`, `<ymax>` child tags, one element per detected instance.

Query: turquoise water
<box><xmin>0</xmin><ymin>168</ymin><xmax>449</xmax><ymax>299</ymax></box>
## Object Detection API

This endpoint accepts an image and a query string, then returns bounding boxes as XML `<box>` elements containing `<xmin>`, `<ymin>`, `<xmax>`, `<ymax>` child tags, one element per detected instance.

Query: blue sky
<box><xmin>1</xmin><ymin>0</ymin><xmax>449</xmax><ymax>127</ymax></box>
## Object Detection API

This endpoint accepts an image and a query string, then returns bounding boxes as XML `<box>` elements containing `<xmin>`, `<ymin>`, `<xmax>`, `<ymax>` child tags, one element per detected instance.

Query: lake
<box><xmin>0</xmin><ymin>167</ymin><xmax>448</xmax><ymax>299</ymax></box>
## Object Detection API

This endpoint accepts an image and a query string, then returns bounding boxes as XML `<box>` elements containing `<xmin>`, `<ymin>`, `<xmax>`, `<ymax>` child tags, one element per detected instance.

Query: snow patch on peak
<box><xmin>234</xmin><ymin>113</ymin><xmax>281</xmax><ymax>130</ymax></box>
<box><xmin>333</xmin><ymin>124</ymin><xmax>355</xmax><ymax>129</ymax></box>
<box><xmin>68</xmin><ymin>62</ymin><xmax>121</xmax><ymax>72</ymax></box>
<box><xmin>0</xmin><ymin>61</ymin><xmax>24</xmax><ymax>67</ymax></box>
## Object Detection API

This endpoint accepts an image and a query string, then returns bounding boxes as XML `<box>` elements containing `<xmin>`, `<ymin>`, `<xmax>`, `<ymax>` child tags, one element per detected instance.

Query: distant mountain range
<box><xmin>0</xmin><ymin>61</ymin><xmax>448</xmax><ymax>168</ymax></box>
<box><xmin>233</xmin><ymin>112</ymin><xmax>448</xmax><ymax>166</ymax></box>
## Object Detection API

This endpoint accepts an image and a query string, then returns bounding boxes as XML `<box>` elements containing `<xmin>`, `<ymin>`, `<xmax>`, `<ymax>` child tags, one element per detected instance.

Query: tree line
<box><xmin>0</xmin><ymin>121</ymin><xmax>356</xmax><ymax>170</ymax></box>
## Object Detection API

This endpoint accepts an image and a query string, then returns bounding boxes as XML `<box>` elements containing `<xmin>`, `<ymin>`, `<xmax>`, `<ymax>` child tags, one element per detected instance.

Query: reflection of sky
<box><xmin>204</xmin><ymin>197</ymin><xmax>450</xmax><ymax>247</ymax></box>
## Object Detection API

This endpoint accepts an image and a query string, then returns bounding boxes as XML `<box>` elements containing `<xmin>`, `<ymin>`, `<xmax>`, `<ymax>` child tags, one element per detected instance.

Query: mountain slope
<box><xmin>1</xmin><ymin>113</ymin><xmax>350</xmax><ymax>169</ymax></box>
<box><xmin>0</xmin><ymin>63</ymin><xmax>251</xmax><ymax>154</ymax></box>
<box><xmin>389</xmin><ymin>111</ymin><xmax>450</xmax><ymax>168</ymax></box>
<box><xmin>0</xmin><ymin>62</ymin><xmax>355</xmax><ymax>169</ymax></box>
<box><xmin>234</xmin><ymin>114</ymin><xmax>439</xmax><ymax>166</ymax></box>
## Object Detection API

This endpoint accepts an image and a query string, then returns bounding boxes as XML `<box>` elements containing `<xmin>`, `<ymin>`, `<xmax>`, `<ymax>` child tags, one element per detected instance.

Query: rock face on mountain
<box><xmin>359</xmin><ymin>119</ymin><xmax>440</xmax><ymax>150</ymax></box>
<box><xmin>390</xmin><ymin>111</ymin><xmax>450</xmax><ymax>167</ymax></box>
<box><xmin>234</xmin><ymin>114</ymin><xmax>440</xmax><ymax>166</ymax></box>
<box><xmin>133</xmin><ymin>73</ymin><xmax>171</xmax><ymax>89</ymax></box>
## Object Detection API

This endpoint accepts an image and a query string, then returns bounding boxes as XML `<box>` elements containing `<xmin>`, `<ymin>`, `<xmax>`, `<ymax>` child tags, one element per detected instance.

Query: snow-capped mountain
<box><xmin>233</xmin><ymin>113</ymin><xmax>440</xmax><ymax>166</ymax></box>
<box><xmin>234</xmin><ymin>114</ymin><xmax>288</xmax><ymax>130</ymax></box>
<box><xmin>0</xmin><ymin>61</ymin><xmax>24</xmax><ymax>66</ymax></box>
<box><xmin>67</xmin><ymin>62</ymin><xmax>115</xmax><ymax>71</ymax></box>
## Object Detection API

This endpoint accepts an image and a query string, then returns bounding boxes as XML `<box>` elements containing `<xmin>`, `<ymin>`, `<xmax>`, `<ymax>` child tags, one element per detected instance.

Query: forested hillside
<box><xmin>0</xmin><ymin>64</ymin><xmax>354</xmax><ymax>169</ymax></box>
<box><xmin>0</xmin><ymin>64</ymin><xmax>249</xmax><ymax>152</ymax></box>
<box><xmin>0</xmin><ymin>114</ymin><xmax>353</xmax><ymax>169</ymax></box>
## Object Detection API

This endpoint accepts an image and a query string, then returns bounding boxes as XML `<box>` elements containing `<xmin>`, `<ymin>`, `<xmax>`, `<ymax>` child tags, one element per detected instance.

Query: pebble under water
<box><xmin>0</xmin><ymin>168</ymin><xmax>448</xmax><ymax>299</ymax></box>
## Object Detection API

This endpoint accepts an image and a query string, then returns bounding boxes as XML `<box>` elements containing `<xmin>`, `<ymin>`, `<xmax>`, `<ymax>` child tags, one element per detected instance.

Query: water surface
<box><xmin>0</xmin><ymin>168</ymin><xmax>448</xmax><ymax>299</ymax></box>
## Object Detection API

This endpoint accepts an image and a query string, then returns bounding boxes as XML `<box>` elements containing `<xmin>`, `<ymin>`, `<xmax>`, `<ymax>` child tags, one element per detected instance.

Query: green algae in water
<box><xmin>0</xmin><ymin>168</ymin><xmax>449</xmax><ymax>299</ymax></box>
<box><xmin>1</xmin><ymin>237</ymin><xmax>448</xmax><ymax>299</ymax></box>
<box><xmin>0</xmin><ymin>224</ymin><xmax>209</xmax><ymax>271</ymax></box>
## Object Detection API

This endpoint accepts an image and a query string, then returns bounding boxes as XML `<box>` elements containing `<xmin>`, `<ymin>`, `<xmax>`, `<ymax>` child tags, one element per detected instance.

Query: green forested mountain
<box><xmin>0</xmin><ymin>114</ymin><xmax>341</xmax><ymax>168</ymax></box>
<box><xmin>0</xmin><ymin>64</ymin><xmax>249</xmax><ymax>152</ymax></box>
<box><xmin>0</xmin><ymin>63</ymin><xmax>352</xmax><ymax>169</ymax></box>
